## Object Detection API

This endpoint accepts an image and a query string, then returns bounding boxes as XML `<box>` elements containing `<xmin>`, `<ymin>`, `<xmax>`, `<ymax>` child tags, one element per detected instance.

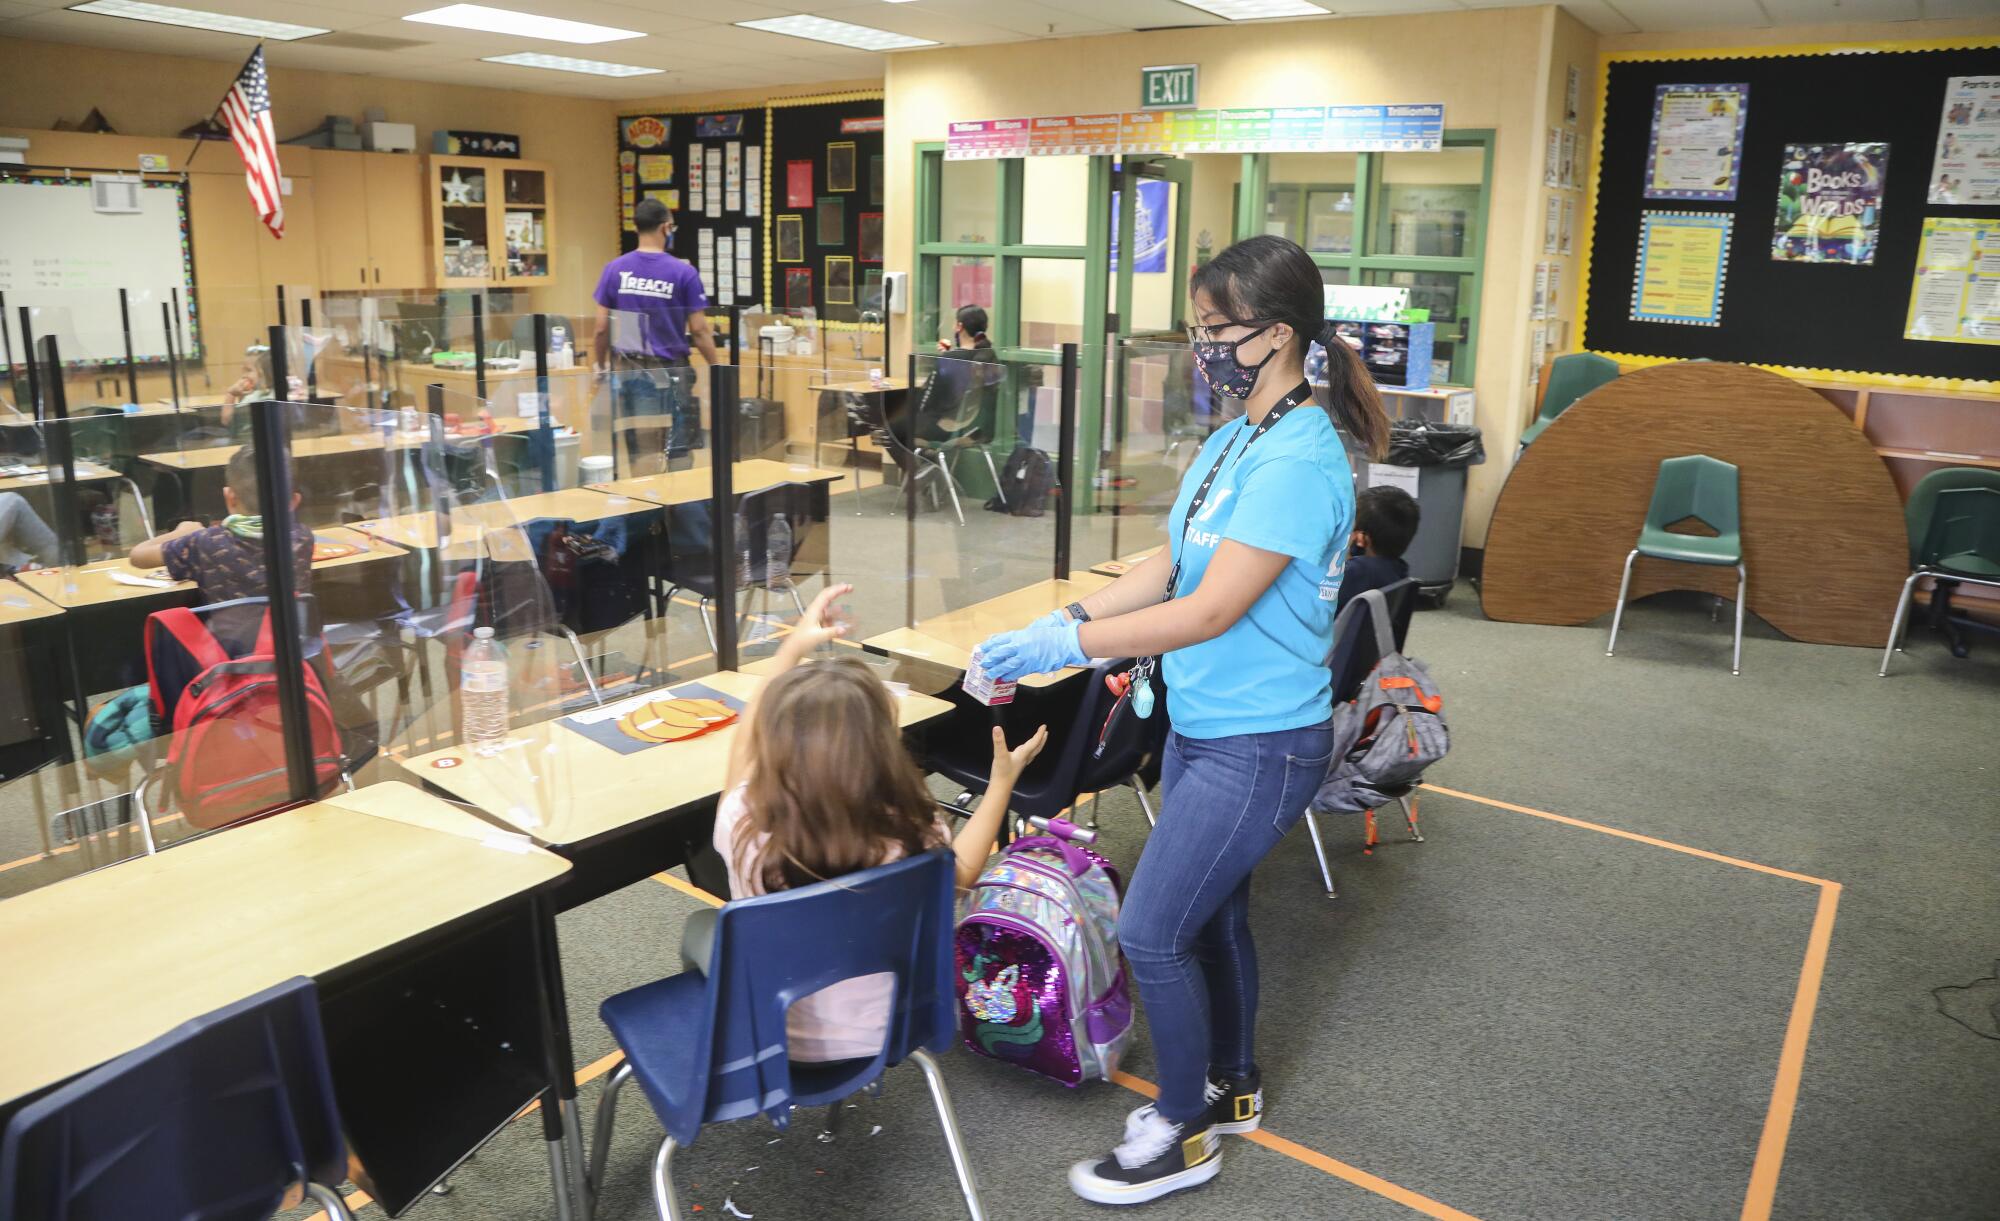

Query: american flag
<box><xmin>219</xmin><ymin>45</ymin><xmax>284</xmax><ymax>238</ymax></box>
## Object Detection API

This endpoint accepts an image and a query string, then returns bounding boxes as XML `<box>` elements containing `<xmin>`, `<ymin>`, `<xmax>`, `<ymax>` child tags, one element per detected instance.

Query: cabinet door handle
<box><xmin>359</xmin><ymin>267</ymin><xmax>366</xmax><ymax>284</ymax></box>
<box><xmin>374</xmin><ymin>266</ymin><xmax>381</xmax><ymax>283</ymax></box>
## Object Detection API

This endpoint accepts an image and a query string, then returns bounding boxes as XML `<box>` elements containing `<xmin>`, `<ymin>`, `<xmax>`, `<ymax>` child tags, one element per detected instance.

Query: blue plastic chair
<box><xmin>0</xmin><ymin>976</ymin><xmax>356</xmax><ymax>1221</ymax></box>
<box><xmin>585</xmin><ymin>848</ymin><xmax>983</xmax><ymax>1221</ymax></box>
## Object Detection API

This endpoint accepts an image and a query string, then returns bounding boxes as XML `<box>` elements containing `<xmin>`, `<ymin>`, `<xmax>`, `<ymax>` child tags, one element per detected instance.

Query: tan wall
<box><xmin>0</xmin><ymin>34</ymin><xmax>617</xmax><ymax>323</ymax></box>
<box><xmin>886</xmin><ymin>4</ymin><xmax>1568</xmax><ymax>546</ymax></box>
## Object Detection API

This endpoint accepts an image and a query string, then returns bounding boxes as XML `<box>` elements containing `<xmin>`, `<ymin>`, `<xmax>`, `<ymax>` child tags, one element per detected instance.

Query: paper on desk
<box><xmin>107</xmin><ymin>569</ymin><xmax>178</xmax><ymax>588</ymax></box>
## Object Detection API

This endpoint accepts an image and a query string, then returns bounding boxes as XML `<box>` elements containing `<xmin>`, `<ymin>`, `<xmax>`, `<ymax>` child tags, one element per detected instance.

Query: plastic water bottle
<box><xmin>400</xmin><ymin>404</ymin><xmax>419</xmax><ymax>434</ymax></box>
<box><xmin>550</xmin><ymin>323</ymin><xmax>568</xmax><ymax>358</ymax></box>
<box><xmin>766</xmin><ymin>513</ymin><xmax>792</xmax><ymax>591</ymax></box>
<box><xmin>461</xmin><ymin>626</ymin><xmax>510</xmax><ymax>756</ymax></box>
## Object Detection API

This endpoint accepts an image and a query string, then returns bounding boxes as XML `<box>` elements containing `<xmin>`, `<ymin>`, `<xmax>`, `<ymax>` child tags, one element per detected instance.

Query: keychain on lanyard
<box><xmin>1129</xmin><ymin>380</ymin><xmax>1314</xmax><ymax>719</ymax></box>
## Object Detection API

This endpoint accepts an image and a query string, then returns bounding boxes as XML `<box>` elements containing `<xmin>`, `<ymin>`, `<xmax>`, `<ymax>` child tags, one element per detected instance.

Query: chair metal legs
<box><xmin>1879</xmin><ymin>570</ymin><xmax>1923</xmax><ymax>676</ymax></box>
<box><xmin>1605</xmin><ymin>548</ymin><xmax>1639</xmax><ymax>657</ymax></box>
<box><xmin>1301</xmin><ymin>811</ymin><xmax>1335</xmax><ymax>898</ymax></box>
<box><xmin>651</xmin><ymin>1134</ymin><xmax>685</xmax><ymax>1221</ymax></box>
<box><xmin>1399</xmin><ymin>791</ymin><xmax>1424</xmax><ymax>842</ymax></box>
<box><xmin>302</xmin><ymin>1181</ymin><xmax>358</xmax><ymax>1221</ymax></box>
<box><xmin>909</xmin><ymin>1047</ymin><xmax>987</xmax><ymax>1221</ymax></box>
<box><xmin>1133</xmin><ymin>777</ymin><xmax>1156</xmax><ymax>828</ymax></box>
<box><xmin>1731</xmin><ymin>563</ymin><xmax>1746</xmax><ymax>676</ymax></box>
<box><xmin>560</xmin><ymin>626</ymin><xmax>606</xmax><ymax>706</ymax></box>
<box><xmin>980</xmin><ymin>448</ymin><xmax>1005</xmax><ymax>510</ymax></box>
<box><xmin>585</xmin><ymin>1060</ymin><xmax>633</xmax><ymax>1219</ymax></box>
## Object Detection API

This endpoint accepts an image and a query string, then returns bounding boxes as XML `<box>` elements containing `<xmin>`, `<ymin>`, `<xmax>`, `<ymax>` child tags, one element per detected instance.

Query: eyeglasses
<box><xmin>1186</xmin><ymin>320</ymin><xmax>1273</xmax><ymax>346</ymax></box>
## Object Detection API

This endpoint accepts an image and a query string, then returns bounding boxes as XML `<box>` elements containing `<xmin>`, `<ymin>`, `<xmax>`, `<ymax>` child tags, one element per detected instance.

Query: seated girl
<box><xmin>709</xmin><ymin>582</ymin><xmax>1046</xmax><ymax>1061</ymax></box>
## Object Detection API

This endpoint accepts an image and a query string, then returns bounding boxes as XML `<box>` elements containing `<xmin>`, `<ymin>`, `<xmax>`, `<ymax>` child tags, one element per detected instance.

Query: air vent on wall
<box><xmin>305</xmin><ymin>32</ymin><xmax>431</xmax><ymax>50</ymax></box>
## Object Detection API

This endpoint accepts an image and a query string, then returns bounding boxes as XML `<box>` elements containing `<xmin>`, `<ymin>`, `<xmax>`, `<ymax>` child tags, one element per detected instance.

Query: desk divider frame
<box><xmin>255</xmin><ymin>326</ymin><xmax>319</xmax><ymax>807</ymax></box>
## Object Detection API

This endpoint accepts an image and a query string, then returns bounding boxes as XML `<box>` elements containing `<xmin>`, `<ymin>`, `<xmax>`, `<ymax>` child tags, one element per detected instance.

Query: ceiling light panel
<box><xmin>66</xmin><ymin>0</ymin><xmax>327</xmax><ymax>40</ymax></box>
<box><xmin>404</xmin><ymin>4</ymin><xmax>641</xmax><ymax>43</ymax></box>
<box><xmin>1176</xmin><ymin>0</ymin><xmax>1328</xmax><ymax>19</ymax></box>
<box><xmin>482</xmin><ymin>51</ymin><xmax>661</xmax><ymax>74</ymax></box>
<box><xmin>735</xmin><ymin>15</ymin><xmax>937</xmax><ymax>51</ymax></box>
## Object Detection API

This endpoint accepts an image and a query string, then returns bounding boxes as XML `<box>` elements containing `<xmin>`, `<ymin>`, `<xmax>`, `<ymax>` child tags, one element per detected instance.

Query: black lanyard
<box><xmin>1165</xmin><ymin>380</ymin><xmax>1313</xmax><ymax>602</ymax></box>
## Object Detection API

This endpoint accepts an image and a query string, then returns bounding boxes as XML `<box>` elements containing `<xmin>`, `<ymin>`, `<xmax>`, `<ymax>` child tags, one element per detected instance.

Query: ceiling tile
<box><xmin>904</xmin><ymin>0</ymin><xmax>1123</xmax><ymax>38</ymax></box>
<box><xmin>1553</xmin><ymin>0</ymin><xmax>1643</xmax><ymax>32</ymax></box>
<box><xmin>1761</xmin><ymin>0</ymin><xmax>1920</xmax><ymax>21</ymax></box>
<box><xmin>1603</xmin><ymin>0</ymin><xmax>1775</xmax><ymax>30</ymax></box>
<box><xmin>1917</xmin><ymin>0</ymin><xmax>2000</xmax><ymax>16</ymax></box>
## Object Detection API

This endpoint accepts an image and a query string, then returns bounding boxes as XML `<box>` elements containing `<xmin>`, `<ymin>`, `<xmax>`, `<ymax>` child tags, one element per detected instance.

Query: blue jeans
<box><xmin>612</xmin><ymin>362</ymin><xmax>696</xmax><ymax>461</ymax></box>
<box><xmin>1118</xmin><ymin>719</ymin><xmax>1335</xmax><ymax>1124</ymax></box>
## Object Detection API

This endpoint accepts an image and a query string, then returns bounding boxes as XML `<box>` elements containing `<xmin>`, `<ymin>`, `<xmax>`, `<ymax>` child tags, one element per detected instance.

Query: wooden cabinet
<box><xmin>310</xmin><ymin>149</ymin><xmax>431</xmax><ymax>291</ymax></box>
<box><xmin>428</xmin><ymin>154</ymin><xmax>556</xmax><ymax>290</ymax></box>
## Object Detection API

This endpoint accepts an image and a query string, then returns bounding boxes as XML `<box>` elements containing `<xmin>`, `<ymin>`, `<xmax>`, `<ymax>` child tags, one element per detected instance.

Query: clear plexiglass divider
<box><xmin>1085</xmin><ymin>338</ymin><xmax>1225</xmax><ymax>577</ymax></box>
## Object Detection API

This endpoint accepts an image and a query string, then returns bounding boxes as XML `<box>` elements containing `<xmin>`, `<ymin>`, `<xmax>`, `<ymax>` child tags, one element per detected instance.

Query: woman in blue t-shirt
<box><xmin>975</xmin><ymin>235</ymin><xmax>1390</xmax><ymax>1207</ymax></box>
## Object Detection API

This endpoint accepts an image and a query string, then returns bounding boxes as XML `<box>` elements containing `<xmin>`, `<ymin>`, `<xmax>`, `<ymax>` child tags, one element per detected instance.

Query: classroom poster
<box><xmin>703</xmin><ymin>147</ymin><xmax>723</xmax><ymax>217</ymax></box>
<box><xmin>1559</xmin><ymin>197</ymin><xmax>1575</xmax><ymax>255</ymax></box>
<box><xmin>717</xmin><ymin>235</ymin><xmax>734</xmax><ymax>302</ymax></box>
<box><xmin>786</xmin><ymin>160</ymin><xmax>813</xmax><ymax>208</ymax></box>
<box><xmin>1644</xmin><ymin>83</ymin><xmax>1749</xmax><ymax>201</ymax></box>
<box><xmin>636</xmin><ymin>154</ymin><xmax>674</xmax><ymax>184</ymax></box>
<box><xmin>1904</xmin><ymin>218</ymin><xmax>2000</xmax><ymax>345</ymax></box>
<box><xmin>816</xmin><ymin>196</ymin><xmax>844</xmax><ymax>246</ymax></box>
<box><xmin>1772</xmin><ymin>142</ymin><xmax>1889</xmax><ymax>264</ymax></box>
<box><xmin>784</xmin><ymin>267</ymin><xmax>813</xmax><ymax>309</ymax></box>
<box><xmin>1565</xmin><ymin>65</ymin><xmax>1581</xmax><ymax>124</ymax></box>
<box><xmin>687</xmin><ymin>155</ymin><xmax>704</xmax><ymax>213</ymax></box>
<box><xmin>1544</xmin><ymin>196</ymin><xmax>1561</xmax><ymax>254</ymax></box>
<box><xmin>825</xmin><ymin>255</ymin><xmax>853</xmax><ymax>305</ymax></box>
<box><xmin>642</xmin><ymin>189</ymin><xmax>680</xmax><ymax>211</ymax></box>
<box><xmin>695</xmin><ymin>229</ymin><xmax>716</xmax><ymax>297</ymax></box>
<box><xmin>1544</xmin><ymin>127</ymin><xmax>1561</xmax><ymax>187</ymax></box>
<box><xmin>1632</xmin><ymin>211</ymin><xmax>1732</xmax><ymax>326</ymax></box>
<box><xmin>1560</xmin><ymin>128</ymin><xmax>1577</xmax><ymax>188</ymax></box>
<box><xmin>694</xmin><ymin>113</ymin><xmax>744</xmax><ymax>139</ymax></box>
<box><xmin>744</xmin><ymin>146</ymin><xmax>762</xmax><ymax>217</ymax></box>
<box><xmin>858</xmin><ymin>212</ymin><xmax>883</xmax><ymax>263</ymax></box>
<box><xmin>1928</xmin><ymin>76</ymin><xmax>2000</xmax><ymax>204</ymax></box>
<box><xmin>724</xmin><ymin>142</ymin><xmax>742</xmax><ymax>214</ymax></box>
<box><xmin>776</xmin><ymin>215</ymin><xmax>804</xmax><ymax>262</ymax></box>
<box><xmin>734</xmin><ymin>224</ymin><xmax>753</xmax><ymax>294</ymax></box>
<box><xmin>828</xmin><ymin>142</ymin><xmax>856</xmax><ymax>192</ymax></box>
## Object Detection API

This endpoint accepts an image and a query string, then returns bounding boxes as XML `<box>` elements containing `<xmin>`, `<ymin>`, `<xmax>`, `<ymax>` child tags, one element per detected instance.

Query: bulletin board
<box><xmin>1579</xmin><ymin>41</ymin><xmax>2000</xmax><ymax>384</ymax></box>
<box><xmin>767</xmin><ymin>94</ymin><xmax>886</xmax><ymax>322</ymax></box>
<box><xmin>614</xmin><ymin>108</ymin><xmax>767</xmax><ymax>309</ymax></box>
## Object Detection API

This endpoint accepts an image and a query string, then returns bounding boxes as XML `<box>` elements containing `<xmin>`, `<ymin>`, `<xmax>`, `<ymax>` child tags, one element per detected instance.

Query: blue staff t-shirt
<box><xmin>1161</xmin><ymin>402</ymin><xmax>1355</xmax><ymax>740</ymax></box>
<box><xmin>593</xmin><ymin>250</ymin><xmax>707</xmax><ymax>361</ymax></box>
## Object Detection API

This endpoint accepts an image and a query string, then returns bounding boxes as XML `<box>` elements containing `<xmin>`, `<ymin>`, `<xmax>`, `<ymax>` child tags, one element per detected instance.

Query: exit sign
<box><xmin>1141</xmin><ymin>64</ymin><xmax>1198</xmax><ymax>110</ymax></box>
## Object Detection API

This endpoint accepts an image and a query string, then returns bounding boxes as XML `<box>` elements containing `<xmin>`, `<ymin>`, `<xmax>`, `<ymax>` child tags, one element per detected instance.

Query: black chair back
<box><xmin>1329</xmin><ymin>577</ymin><xmax>1417</xmax><ymax>703</ymax></box>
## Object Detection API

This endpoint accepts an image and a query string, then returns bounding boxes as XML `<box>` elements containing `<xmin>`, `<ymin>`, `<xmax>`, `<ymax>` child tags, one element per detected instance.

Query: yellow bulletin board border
<box><xmin>617</xmin><ymin>88</ymin><xmax>886</xmax><ymax>332</ymax></box>
<box><xmin>1574</xmin><ymin>35</ymin><xmax>2000</xmax><ymax>393</ymax></box>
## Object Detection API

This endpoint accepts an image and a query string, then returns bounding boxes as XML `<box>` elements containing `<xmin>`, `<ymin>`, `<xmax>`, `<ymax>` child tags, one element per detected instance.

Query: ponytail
<box><xmin>955</xmin><ymin>304</ymin><xmax>993</xmax><ymax>349</ymax></box>
<box><xmin>1315</xmin><ymin>321</ymin><xmax>1390</xmax><ymax>461</ymax></box>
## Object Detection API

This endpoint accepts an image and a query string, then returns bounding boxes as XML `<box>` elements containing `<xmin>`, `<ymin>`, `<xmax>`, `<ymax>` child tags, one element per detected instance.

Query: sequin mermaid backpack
<box><xmin>954</xmin><ymin>816</ymin><xmax>1132</xmax><ymax>1086</ymax></box>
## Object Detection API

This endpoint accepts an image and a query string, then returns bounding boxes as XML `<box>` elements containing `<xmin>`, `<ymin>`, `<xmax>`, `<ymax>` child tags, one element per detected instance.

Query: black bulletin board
<box><xmin>768</xmin><ymin>98</ymin><xmax>885</xmax><ymax>323</ymax></box>
<box><xmin>1583</xmin><ymin>45</ymin><xmax>2000</xmax><ymax>381</ymax></box>
<box><xmin>615</xmin><ymin>109</ymin><xmax>767</xmax><ymax>308</ymax></box>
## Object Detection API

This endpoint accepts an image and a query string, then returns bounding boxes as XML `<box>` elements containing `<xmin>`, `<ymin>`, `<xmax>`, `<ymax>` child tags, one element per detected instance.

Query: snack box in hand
<box><xmin>962</xmin><ymin>655</ymin><xmax>1017</xmax><ymax>707</ymax></box>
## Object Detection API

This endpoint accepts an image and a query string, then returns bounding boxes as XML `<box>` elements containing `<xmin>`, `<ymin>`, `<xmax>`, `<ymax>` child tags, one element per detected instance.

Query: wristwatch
<box><xmin>1065</xmin><ymin>601</ymin><xmax>1092</xmax><ymax>624</ymax></box>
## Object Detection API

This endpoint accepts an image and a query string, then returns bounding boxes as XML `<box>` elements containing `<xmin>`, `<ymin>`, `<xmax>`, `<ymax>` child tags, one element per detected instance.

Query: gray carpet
<box><xmin>10</xmin><ymin>480</ymin><xmax>1996</xmax><ymax>1219</ymax></box>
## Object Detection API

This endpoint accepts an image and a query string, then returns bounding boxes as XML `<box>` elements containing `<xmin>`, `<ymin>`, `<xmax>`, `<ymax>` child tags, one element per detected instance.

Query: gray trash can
<box><xmin>1344</xmin><ymin>421</ymin><xmax>1485</xmax><ymax>606</ymax></box>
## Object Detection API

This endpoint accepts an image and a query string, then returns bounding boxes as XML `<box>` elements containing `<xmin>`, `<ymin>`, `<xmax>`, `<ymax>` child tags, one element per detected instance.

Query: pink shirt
<box><xmin>712</xmin><ymin>786</ymin><xmax>949</xmax><ymax>1063</ymax></box>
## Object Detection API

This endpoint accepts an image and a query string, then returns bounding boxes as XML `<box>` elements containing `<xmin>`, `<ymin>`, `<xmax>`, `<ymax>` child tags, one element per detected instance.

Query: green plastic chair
<box><xmin>1606</xmin><ymin>453</ymin><xmax>1746</xmax><ymax>674</ymax></box>
<box><xmin>1879</xmin><ymin>468</ymin><xmax>2000</xmax><ymax>675</ymax></box>
<box><xmin>1518</xmin><ymin>352</ymin><xmax>1619</xmax><ymax>449</ymax></box>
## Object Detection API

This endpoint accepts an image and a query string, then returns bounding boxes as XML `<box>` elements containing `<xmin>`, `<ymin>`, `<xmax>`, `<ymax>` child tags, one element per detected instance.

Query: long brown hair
<box><xmin>1189</xmin><ymin>235</ymin><xmax>1391</xmax><ymax>460</ymax></box>
<box><xmin>736</xmin><ymin>656</ymin><xmax>942</xmax><ymax>892</ymax></box>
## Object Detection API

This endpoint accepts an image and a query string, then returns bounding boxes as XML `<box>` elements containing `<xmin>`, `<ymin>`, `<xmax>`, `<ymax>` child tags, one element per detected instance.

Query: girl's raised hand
<box><xmin>989</xmin><ymin>723</ymin><xmax>1049</xmax><ymax>788</ymax></box>
<box><xmin>786</xmin><ymin>581</ymin><xmax>855</xmax><ymax>653</ymax></box>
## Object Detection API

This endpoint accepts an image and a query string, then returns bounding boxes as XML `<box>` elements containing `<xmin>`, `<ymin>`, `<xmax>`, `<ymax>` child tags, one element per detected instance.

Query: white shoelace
<box><xmin>1202</xmin><ymin>1078</ymin><xmax>1226</xmax><ymax>1105</ymax></box>
<box><xmin>1113</xmin><ymin>1105</ymin><xmax>1180</xmax><ymax>1170</ymax></box>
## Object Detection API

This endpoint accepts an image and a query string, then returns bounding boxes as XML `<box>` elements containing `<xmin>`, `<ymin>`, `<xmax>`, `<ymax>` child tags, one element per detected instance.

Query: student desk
<box><xmin>807</xmin><ymin>377</ymin><xmax>909</xmax><ymax>394</ymax></box>
<box><xmin>861</xmin><ymin>575</ymin><xmax>1112</xmax><ymax>689</ymax></box>
<box><xmin>135</xmin><ymin>417</ymin><xmax>552</xmax><ymax>473</ymax></box>
<box><xmin>586</xmin><ymin>457</ymin><xmax>846</xmax><ymax>509</ymax></box>
<box><xmin>0</xmin><ymin>790</ymin><xmax>585</xmax><ymax>1218</ymax></box>
<box><xmin>11</xmin><ymin>527</ymin><xmax>407</xmax><ymax>609</ymax></box>
<box><xmin>0</xmin><ymin>578</ymin><xmax>71</xmax><ymax>784</ymax></box>
<box><xmin>346</xmin><ymin>488</ymin><xmax>645</xmax><ymax>551</ymax></box>
<box><xmin>0</xmin><ymin>458</ymin><xmax>121</xmax><ymax>494</ymax></box>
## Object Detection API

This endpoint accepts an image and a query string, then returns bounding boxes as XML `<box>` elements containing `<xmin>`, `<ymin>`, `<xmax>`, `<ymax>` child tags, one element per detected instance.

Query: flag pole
<box><xmin>183</xmin><ymin>41</ymin><xmax>263</xmax><ymax>169</ymax></box>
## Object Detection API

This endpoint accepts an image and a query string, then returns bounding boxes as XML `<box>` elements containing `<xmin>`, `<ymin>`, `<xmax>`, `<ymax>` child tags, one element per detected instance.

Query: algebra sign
<box><xmin>622</xmin><ymin>116</ymin><xmax>669</xmax><ymax>149</ymax></box>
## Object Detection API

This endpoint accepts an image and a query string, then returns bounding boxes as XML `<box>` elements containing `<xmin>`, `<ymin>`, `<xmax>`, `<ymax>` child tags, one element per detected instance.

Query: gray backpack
<box><xmin>1313</xmin><ymin>589</ymin><xmax>1450</xmax><ymax>815</ymax></box>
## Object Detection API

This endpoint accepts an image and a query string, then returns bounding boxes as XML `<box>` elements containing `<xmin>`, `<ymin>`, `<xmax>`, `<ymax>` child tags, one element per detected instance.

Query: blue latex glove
<box><xmin>975</xmin><ymin>617</ymin><xmax>1087</xmax><ymax>682</ymax></box>
<box><xmin>1028</xmin><ymin>608</ymin><xmax>1068</xmax><ymax>631</ymax></box>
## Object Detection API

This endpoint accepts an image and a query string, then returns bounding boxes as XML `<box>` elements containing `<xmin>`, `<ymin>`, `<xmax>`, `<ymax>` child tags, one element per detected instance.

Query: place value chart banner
<box><xmin>945</xmin><ymin>103</ymin><xmax>1443</xmax><ymax>160</ymax></box>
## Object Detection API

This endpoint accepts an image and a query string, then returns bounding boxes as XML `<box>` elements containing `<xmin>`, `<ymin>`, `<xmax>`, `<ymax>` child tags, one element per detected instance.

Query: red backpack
<box><xmin>147</xmin><ymin>606</ymin><xmax>343</xmax><ymax>830</ymax></box>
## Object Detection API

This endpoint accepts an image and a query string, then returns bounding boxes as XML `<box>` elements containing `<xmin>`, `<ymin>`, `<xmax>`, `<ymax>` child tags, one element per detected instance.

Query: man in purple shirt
<box><xmin>593</xmin><ymin>199</ymin><xmax>721</xmax><ymax>469</ymax></box>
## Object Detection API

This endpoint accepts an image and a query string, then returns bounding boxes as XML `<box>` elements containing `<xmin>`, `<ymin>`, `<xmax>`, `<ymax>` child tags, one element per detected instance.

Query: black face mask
<box><xmin>1191</xmin><ymin>323</ymin><xmax>1277</xmax><ymax>399</ymax></box>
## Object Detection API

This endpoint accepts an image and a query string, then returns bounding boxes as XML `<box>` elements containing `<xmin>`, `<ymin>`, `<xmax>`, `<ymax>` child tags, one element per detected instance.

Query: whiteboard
<box><xmin>0</xmin><ymin>176</ymin><xmax>198</xmax><ymax>368</ymax></box>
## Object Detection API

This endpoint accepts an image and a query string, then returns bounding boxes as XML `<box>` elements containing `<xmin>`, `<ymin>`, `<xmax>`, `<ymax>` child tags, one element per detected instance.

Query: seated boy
<box><xmin>1336</xmin><ymin>484</ymin><xmax>1420</xmax><ymax>617</ymax></box>
<box><xmin>131</xmin><ymin>444</ymin><xmax>312</xmax><ymax>602</ymax></box>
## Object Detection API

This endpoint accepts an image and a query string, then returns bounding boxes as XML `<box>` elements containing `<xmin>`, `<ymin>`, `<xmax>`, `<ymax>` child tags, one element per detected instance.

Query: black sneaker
<box><xmin>1067</xmin><ymin>1104</ymin><xmax>1221</xmax><ymax>1205</ymax></box>
<box><xmin>1205</xmin><ymin>1067</ymin><xmax>1263</xmax><ymax>1134</ymax></box>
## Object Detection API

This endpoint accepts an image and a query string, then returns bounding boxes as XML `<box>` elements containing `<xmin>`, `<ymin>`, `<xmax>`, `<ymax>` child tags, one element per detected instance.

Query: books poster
<box><xmin>1928</xmin><ymin>76</ymin><xmax>2000</xmax><ymax>204</ymax></box>
<box><xmin>1644</xmin><ymin>83</ymin><xmax>1749</xmax><ymax>201</ymax></box>
<box><xmin>1904</xmin><ymin>217</ymin><xmax>2000</xmax><ymax>345</ymax></box>
<box><xmin>704</xmin><ymin>147</ymin><xmax>723</xmax><ymax>218</ymax></box>
<box><xmin>1632</xmin><ymin>211</ymin><xmax>1732</xmax><ymax>326</ymax></box>
<box><xmin>744</xmin><ymin>146</ymin><xmax>762</xmax><ymax>218</ymax></box>
<box><xmin>1544</xmin><ymin>127</ymin><xmax>1561</xmax><ymax>187</ymax></box>
<box><xmin>1773</xmin><ymin>142</ymin><xmax>1889</xmax><ymax>264</ymax></box>
<box><xmin>694</xmin><ymin>113</ymin><xmax>743</xmax><ymax>139</ymax></box>
<box><xmin>776</xmin><ymin>215</ymin><xmax>804</xmax><ymax>262</ymax></box>
<box><xmin>785</xmin><ymin>266</ymin><xmax>813</xmax><ymax>309</ymax></box>
<box><xmin>828</xmin><ymin>141</ymin><xmax>856</xmax><ymax>192</ymax></box>
<box><xmin>636</xmin><ymin>154</ymin><xmax>674</xmax><ymax>184</ymax></box>
<box><xmin>817</xmin><ymin>196</ymin><xmax>845</xmax><ymax>246</ymax></box>
<box><xmin>786</xmin><ymin>160</ymin><xmax>813</xmax><ymax>208</ymax></box>
<box><xmin>724</xmin><ymin>142</ymin><xmax>742</xmax><ymax>214</ymax></box>
<box><xmin>1544</xmin><ymin>196</ymin><xmax>1561</xmax><ymax>254</ymax></box>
